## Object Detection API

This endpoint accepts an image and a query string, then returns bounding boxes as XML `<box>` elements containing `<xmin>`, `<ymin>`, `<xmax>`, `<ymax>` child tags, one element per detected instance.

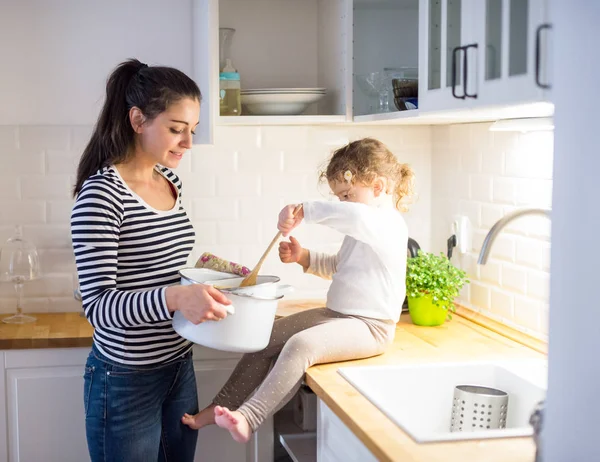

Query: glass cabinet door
<box><xmin>420</xmin><ymin>0</ymin><xmax>475</xmax><ymax>110</ymax></box>
<box><xmin>475</xmin><ymin>0</ymin><xmax>550</xmax><ymax>106</ymax></box>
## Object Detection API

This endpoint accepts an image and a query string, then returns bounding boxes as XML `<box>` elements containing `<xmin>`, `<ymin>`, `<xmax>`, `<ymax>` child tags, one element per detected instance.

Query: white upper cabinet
<box><xmin>192</xmin><ymin>0</ymin><xmax>553</xmax><ymax>141</ymax></box>
<box><xmin>418</xmin><ymin>0</ymin><xmax>478</xmax><ymax>111</ymax></box>
<box><xmin>473</xmin><ymin>0</ymin><xmax>552</xmax><ymax>107</ymax></box>
<box><xmin>352</xmin><ymin>0</ymin><xmax>419</xmax><ymax>122</ymax></box>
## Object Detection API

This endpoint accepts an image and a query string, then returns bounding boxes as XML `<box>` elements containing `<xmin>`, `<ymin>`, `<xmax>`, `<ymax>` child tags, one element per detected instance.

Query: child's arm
<box><xmin>301</xmin><ymin>201</ymin><xmax>401</xmax><ymax>253</ymax></box>
<box><xmin>279</xmin><ymin>237</ymin><xmax>338</xmax><ymax>280</ymax></box>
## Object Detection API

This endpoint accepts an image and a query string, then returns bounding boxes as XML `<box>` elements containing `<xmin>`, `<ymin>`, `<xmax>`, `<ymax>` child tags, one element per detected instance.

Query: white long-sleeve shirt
<box><xmin>302</xmin><ymin>200</ymin><xmax>408</xmax><ymax>322</ymax></box>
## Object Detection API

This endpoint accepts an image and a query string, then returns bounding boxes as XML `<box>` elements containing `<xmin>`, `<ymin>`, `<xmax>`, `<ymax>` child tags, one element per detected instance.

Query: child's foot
<box><xmin>214</xmin><ymin>406</ymin><xmax>252</xmax><ymax>443</ymax></box>
<box><xmin>181</xmin><ymin>404</ymin><xmax>217</xmax><ymax>430</ymax></box>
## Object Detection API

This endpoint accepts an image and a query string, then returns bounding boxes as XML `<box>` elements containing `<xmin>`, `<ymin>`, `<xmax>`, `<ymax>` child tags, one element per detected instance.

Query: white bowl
<box><xmin>241</xmin><ymin>92</ymin><xmax>326</xmax><ymax>115</ymax></box>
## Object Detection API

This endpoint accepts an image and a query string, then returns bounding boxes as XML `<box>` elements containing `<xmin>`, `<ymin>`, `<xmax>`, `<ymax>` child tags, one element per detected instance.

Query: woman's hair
<box><xmin>73</xmin><ymin>58</ymin><xmax>201</xmax><ymax>196</ymax></box>
<box><xmin>320</xmin><ymin>137</ymin><xmax>415</xmax><ymax>211</ymax></box>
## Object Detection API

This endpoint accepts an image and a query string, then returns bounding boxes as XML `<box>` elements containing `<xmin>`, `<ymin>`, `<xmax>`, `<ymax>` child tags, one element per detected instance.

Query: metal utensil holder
<box><xmin>450</xmin><ymin>385</ymin><xmax>509</xmax><ymax>432</ymax></box>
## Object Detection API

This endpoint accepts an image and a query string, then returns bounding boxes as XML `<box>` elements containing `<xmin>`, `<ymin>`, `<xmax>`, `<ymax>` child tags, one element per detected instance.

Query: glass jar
<box><xmin>219</xmin><ymin>71</ymin><xmax>241</xmax><ymax>116</ymax></box>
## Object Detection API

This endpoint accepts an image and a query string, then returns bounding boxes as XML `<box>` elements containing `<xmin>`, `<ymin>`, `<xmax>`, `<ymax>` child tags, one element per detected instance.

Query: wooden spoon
<box><xmin>239</xmin><ymin>204</ymin><xmax>303</xmax><ymax>287</ymax></box>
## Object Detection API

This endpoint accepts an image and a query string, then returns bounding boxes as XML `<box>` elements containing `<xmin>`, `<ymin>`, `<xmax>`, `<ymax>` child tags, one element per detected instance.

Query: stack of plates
<box><xmin>240</xmin><ymin>88</ymin><xmax>326</xmax><ymax>115</ymax></box>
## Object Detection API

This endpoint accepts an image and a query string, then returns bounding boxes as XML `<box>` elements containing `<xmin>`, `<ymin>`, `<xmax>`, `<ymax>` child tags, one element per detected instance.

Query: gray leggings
<box><xmin>212</xmin><ymin>307</ymin><xmax>395</xmax><ymax>431</ymax></box>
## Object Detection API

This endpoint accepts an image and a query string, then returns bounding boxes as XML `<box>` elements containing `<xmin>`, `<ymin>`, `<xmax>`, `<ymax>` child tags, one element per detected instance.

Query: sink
<box><xmin>338</xmin><ymin>359</ymin><xmax>547</xmax><ymax>443</ymax></box>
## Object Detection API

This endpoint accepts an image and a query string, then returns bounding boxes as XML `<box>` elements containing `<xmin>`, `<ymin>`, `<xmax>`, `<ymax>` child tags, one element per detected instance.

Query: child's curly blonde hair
<box><xmin>319</xmin><ymin>138</ymin><xmax>415</xmax><ymax>211</ymax></box>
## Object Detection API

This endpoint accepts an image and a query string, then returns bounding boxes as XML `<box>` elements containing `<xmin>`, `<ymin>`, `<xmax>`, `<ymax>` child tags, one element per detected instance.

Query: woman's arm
<box><xmin>71</xmin><ymin>178</ymin><xmax>228</xmax><ymax>329</ymax></box>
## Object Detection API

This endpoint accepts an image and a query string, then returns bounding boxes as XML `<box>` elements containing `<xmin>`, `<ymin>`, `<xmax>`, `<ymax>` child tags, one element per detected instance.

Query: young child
<box><xmin>182</xmin><ymin>137</ymin><xmax>414</xmax><ymax>443</ymax></box>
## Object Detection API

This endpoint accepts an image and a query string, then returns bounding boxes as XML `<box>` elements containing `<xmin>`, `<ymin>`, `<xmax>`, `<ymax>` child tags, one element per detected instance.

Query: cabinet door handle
<box><xmin>463</xmin><ymin>43</ymin><xmax>478</xmax><ymax>99</ymax></box>
<box><xmin>535</xmin><ymin>23</ymin><xmax>552</xmax><ymax>89</ymax></box>
<box><xmin>451</xmin><ymin>46</ymin><xmax>466</xmax><ymax>99</ymax></box>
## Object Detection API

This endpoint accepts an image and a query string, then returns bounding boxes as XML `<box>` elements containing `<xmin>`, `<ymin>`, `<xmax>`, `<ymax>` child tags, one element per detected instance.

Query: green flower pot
<box><xmin>407</xmin><ymin>294</ymin><xmax>448</xmax><ymax>327</ymax></box>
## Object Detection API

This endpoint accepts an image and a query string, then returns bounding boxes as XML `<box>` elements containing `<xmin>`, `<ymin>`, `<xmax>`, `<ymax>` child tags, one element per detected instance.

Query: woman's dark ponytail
<box><xmin>73</xmin><ymin>59</ymin><xmax>201</xmax><ymax>196</ymax></box>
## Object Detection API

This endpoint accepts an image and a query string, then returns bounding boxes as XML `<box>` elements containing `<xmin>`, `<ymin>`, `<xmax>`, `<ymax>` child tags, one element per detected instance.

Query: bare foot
<box><xmin>214</xmin><ymin>406</ymin><xmax>252</xmax><ymax>443</ymax></box>
<box><xmin>181</xmin><ymin>404</ymin><xmax>217</xmax><ymax>430</ymax></box>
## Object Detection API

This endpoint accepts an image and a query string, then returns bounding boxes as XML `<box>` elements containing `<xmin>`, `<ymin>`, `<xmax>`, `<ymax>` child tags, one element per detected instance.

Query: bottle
<box><xmin>219</xmin><ymin>59</ymin><xmax>241</xmax><ymax>116</ymax></box>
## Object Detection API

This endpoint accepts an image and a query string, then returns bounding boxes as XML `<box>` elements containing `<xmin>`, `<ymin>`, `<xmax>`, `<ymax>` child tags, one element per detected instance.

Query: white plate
<box><xmin>241</xmin><ymin>92</ymin><xmax>325</xmax><ymax>115</ymax></box>
<box><xmin>242</xmin><ymin>87</ymin><xmax>326</xmax><ymax>93</ymax></box>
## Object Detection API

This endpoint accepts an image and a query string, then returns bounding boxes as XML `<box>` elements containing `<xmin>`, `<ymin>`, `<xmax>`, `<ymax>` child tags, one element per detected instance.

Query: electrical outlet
<box><xmin>451</xmin><ymin>215</ymin><xmax>472</xmax><ymax>254</ymax></box>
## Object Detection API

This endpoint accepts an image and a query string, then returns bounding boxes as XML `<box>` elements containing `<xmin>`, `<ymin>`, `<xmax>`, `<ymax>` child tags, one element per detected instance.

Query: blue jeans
<box><xmin>83</xmin><ymin>344</ymin><xmax>199</xmax><ymax>462</ymax></box>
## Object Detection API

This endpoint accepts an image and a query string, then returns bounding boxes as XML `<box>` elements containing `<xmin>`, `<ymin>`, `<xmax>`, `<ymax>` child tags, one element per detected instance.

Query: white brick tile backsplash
<box><xmin>481</xmin><ymin>204</ymin><xmax>505</xmax><ymax>228</ymax></box>
<box><xmin>470</xmin><ymin>282</ymin><xmax>491</xmax><ymax>309</ymax></box>
<box><xmin>216</xmin><ymin>174</ymin><xmax>259</xmax><ymax>197</ymax></box>
<box><xmin>541</xmin><ymin>242</ymin><xmax>551</xmax><ymax>271</ymax></box>
<box><xmin>470</xmin><ymin>175</ymin><xmax>492</xmax><ymax>201</ymax></box>
<box><xmin>515</xmin><ymin>237</ymin><xmax>543</xmax><ymax>269</ymax></box>
<box><xmin>213</xmin><ymin>126</ymin><xmax>262</xmax><ymax>149</ymax></box>
<box><xmin>190</xmin><ymin>145</ymin><xmax>236</xmax><ymax>173</ymax></box>
<box><xmin>263</xmin><ymin>126</ymin><xmax>310</xmax><ymax>149</ymax></box>
<box><xmin>515</xmin><ymin>179</ymin><xmax>553</xmax><ymax>208</ymax></box>
<box><xmin>46</xmin><ymin>150</ymin><xmax>79</xmax><ymax>175</ymax></box>
<box><xmin>490</xmin><ymin>235</ymin><xmax>516</xmax><ymax>262</ymax></box>
<box><xmin>501</xmin><ymin>264</ymin><xmax>527</xmax><ymax>294</ymax></box>
<box><xmin>479</xmin><ymin>261</ymin><xmax>501</xmax><ymax>285</ymax></box>
<box><xmin>261</xmin><ymin>174</ymin><xmax>307</xmax><ymax>197</ymax></box>
<box><xmin>38</xmin><ymin>249</ymin><xmax>76</xmax><ymax>274</ymax></box>
<box><xmin>24</xmin><ymin>274</ymin><xmax>73</xmax><ymax>298</ymax></box>
<box><xmin>192</xmin><ymin>198</ymin><xmax>238</xmax><ymax>221</ymax></box>
<box><xmin>431</xmin><ymin>124</ymin><xmax>553</xmax><ymax>339</ymax></box>
<box><xmin>23</xmin><ymin>225</ymin><xmax>71</xmax><ymax>249</ymax></box>
<box><xmin>490</xmin><ymin>289</ymin><xmax>514</xmax><ymax>319</ymax></box>
<box><xmin>178</xmin><ymin>173</ymin><xmax>216</xmax><ymax>197</ymax></box>
<box><xmin>460</xmin><ymin>146</ymin><xmax>482</xmax><ymax>173</ymax></box>
<box><xmin>283</xmin><ymin>148</ymin><xmax>328</xmax><ymax>174</ymax></box>
<box><xmin>237</xmin><ymin>149</ymin><xmax>283</xmax><ymax>173</ymax></box>
<box><xmin>527</xmin><ymin>270</ymin><xmax>550</xmax><ymax>300</ymax></box>
<box><xmin>19</xmin><ymin>126</ymin><xmax>70</xmax><ymax>151</ymax></box>
<box><xmin>0</xmin><ymin>126</ymin><xmax>18</xmax><ymax>150</ymax></box>
<box><xmin>0</xmin><ymin>201</ymin><xmax>46</xmax><ymax>225</ymax></box>
<box><xmin>514</xmin><ymin>296</ymin><xmax>541</xmax><ymax>331</ymax></box>
<box><xmin>493</xmin><ymin>177</ymin><xmax>516</xmax><ymax>204</ymax></box>
<box><xmin>21</xmin><ymin>175</ymin><xmax>72</xmax><ymax>199</ymax></box>
<box><xmin>190</xmin><ymin>221</ymin><xmax>217</xmax><ymax>246</ymax></box>
<box><xmin>239</xmin><ymin>197</ymin><xmax>282</xmax><ymax>220</ymax></box>
<box><xmin>5</xmin><ymin>149</ymin><xmax>45</xmax><ymax>174</ymax></box>
<box><xmin>69</xmin><ymin>126</ymin><xmax>94</xmax><ymax>153</ymax></box>
<box><xmin>0</xmin><ymin>177</ymin><xmax>21</xmax><ymax>200</ymax></box>
<box><xmin>217</xmin><ymin>221</ymin><xmax>260</xmax><ymax>245</ymax></box>
<box><xmin>47</xmin><ymin>200</ymin><xmax>75</xmax><ymax>224</ymax></box>
<box><xmin>482</xmin><ymin>145</ymin><xmax>505</xmax><ymax>175</ymax></box>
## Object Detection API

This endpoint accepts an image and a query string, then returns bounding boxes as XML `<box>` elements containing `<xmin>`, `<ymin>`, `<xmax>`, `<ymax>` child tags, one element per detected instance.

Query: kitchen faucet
<box><xmin>477</xmin><ymin>207</ymin><xmax>551</xmax><ymax>462</ymax></box>
<box><xmin>477</xmin><ymin>208</ymin><xmax>551</xmax><ymax>265</ymax></box>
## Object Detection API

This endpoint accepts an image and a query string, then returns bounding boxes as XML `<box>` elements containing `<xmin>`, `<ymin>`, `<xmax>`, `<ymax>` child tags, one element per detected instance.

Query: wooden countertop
<box><xmin>0</xmin><ymin>301</ymin><xmax>545</xmax><ymax>461</ymax></box>
<box><xmin>0</xmin><ymin>300</ymin><xmax>321</xmax><ymax>350</ymax></box>
<box><xmin>305</xmin><ymin>306</ymin><xmax>545</xmax><ymax>462</ymax></box>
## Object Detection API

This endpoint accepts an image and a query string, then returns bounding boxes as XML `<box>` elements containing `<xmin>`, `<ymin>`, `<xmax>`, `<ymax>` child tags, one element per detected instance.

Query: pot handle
<box><xmin>276</xmin><ymin>285</ymin><xmax>294</xmax><ymax>297</ymax></box>
<box><xmin>218</xmin><ymin>303</ymin><xmax>235</xmax><ymax>315</ymax></box>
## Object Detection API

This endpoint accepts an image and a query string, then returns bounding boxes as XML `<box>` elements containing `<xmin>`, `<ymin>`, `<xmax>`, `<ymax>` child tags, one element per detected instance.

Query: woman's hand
<box><xmin>166</xmin><ymin>284</ymin><xmax>232</xmax><ymax>325</ymax></box>
<box><xmin>278</xmin><ymin>204</ymin><xmax>304</xmax><ymax>237</ymax></box>
<box><xmin>279</xmin><ymin>236</ymin><xmax>303</xmax><ymax>263</ymax></box>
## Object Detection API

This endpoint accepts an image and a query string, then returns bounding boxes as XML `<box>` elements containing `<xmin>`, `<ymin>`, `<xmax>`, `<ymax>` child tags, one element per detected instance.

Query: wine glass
<box><xmin>0</xmin><ymin>225</ymin><xmax>40</xmax><ymax>324</ymax></box>
<box><xmin>354</xmin><ymin>72</ymin><xmax>391</xmax><ymax>114</ymax></box>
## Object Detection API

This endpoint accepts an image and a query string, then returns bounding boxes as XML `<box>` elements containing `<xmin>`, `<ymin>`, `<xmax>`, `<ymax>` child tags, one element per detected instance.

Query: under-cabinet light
<box><xmin>489</xmin><ymin>117</ymin><xmax>554</xmax><ymax>133</ymax></box>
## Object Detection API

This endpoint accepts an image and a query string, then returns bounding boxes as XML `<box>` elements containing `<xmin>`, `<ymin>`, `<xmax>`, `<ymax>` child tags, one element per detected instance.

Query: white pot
<box><xmin>172</xmin><ymin>268</ymin><xmax>291</xmax><ymax>353</ymax></box>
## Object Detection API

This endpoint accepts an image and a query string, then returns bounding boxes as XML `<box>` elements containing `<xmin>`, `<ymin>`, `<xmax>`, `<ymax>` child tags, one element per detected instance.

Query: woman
<box><xmin>71</xmin><ymin>58</ymin><xmax>229</xmax><ymax>462</ymax></box>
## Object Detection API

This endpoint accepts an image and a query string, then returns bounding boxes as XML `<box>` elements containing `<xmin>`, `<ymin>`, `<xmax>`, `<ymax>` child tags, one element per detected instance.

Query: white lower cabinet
<box><xmin>317</xmin><ymin>399</ymin><xmax>378</xmax><ymax>462</ymax></box>
<box><xmin>0</xmin><ymin>347</ymin><xmax>273</xmax><ymax>462</ymax></box>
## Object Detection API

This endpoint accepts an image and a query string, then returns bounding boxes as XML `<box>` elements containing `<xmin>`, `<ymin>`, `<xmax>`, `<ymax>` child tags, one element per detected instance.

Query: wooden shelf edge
<box><xmin>454</xmin><ymin>304</ymin><xmax>548</xmax><ymax>355</ymax></box>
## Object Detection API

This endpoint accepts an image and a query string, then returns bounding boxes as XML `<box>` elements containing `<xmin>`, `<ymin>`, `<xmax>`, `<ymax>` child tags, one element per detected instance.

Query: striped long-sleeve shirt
<box><xmin>71</xmin><ymin>165</ymin><xmax>195</xmax><ymax>365</ymax></box>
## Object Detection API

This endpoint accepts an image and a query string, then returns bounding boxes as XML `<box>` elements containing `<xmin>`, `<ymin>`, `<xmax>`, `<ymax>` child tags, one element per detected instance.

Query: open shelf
<box><xmin>218</xmin><ymin>0</ymin><xmax>349</xmax><ymax>120</ymax></box>
<box><xmin>278</xmin><ymin>433</ymin><xmax>317</xmax><ymax>462</ymax></box>
<box><xmin>353</xmin><ymin>109</ymin><xmax>421</xmax><ymax>123</ymax></box>
<box><xmin>219</xmin><ymin>115</ymin><xmax>348</xmax><ymax>126</ymax></box>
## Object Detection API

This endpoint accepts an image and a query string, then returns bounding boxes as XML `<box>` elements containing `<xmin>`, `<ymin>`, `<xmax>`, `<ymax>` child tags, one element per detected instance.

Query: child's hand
<box><xmin>277</xmin><ymin>204</ymin><xmax>304</xmax><ymax>237</ymax></box>
<box><xmin>279</xmin><ymin>236</ymin><xmax>303</xmax><ymax>263</ymax></box>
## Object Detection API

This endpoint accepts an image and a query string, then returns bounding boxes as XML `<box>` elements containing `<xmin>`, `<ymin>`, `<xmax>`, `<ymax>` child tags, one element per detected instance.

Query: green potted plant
<box><xmin>406</xmin><ymin>250</ymin><xmax>469</xmax><ymax>327</ymax></box>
